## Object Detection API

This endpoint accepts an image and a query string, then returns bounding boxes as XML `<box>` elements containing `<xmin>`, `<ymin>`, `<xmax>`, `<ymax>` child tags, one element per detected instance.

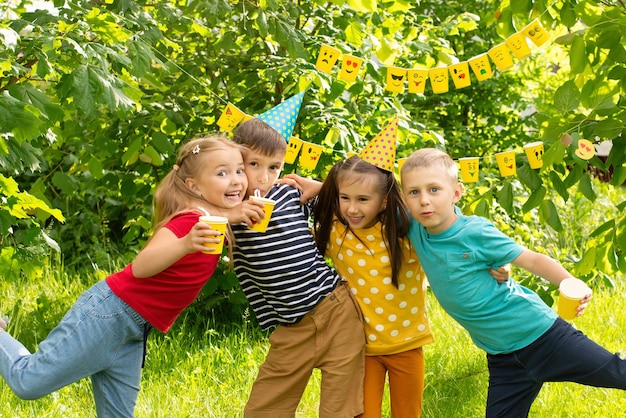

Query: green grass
<box><xmin>1</xmin><ymin>271</ymin><xmax>625</xmax><ymax>417</ymax></box>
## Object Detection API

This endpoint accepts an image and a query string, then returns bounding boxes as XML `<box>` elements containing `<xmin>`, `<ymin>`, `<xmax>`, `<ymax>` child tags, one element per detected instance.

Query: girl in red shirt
<box><xmin>0</xmin><ymin>135</ymin><xmax>247</xmax><ymax>417</ymax></box>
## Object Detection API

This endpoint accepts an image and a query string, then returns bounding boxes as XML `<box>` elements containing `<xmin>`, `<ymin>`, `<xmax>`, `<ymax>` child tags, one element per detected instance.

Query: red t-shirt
<box><xmin>106</xmin><ymin>212</ymin><xmax>219</xmax><ymax>332</ymax></box>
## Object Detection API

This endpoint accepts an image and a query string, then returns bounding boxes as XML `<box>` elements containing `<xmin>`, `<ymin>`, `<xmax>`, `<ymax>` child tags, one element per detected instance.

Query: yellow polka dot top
<box><xmin>327</xmin><ymin>220</ymin><xmax>434</xmax><ymax>355</ymax></box>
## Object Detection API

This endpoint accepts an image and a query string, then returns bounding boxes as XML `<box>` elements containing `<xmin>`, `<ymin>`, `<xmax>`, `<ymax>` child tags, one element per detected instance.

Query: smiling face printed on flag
<box><xmin>339</xmin><ymin>55</ymin><xmax>363</xmax><ymax>82</ymax></box>
<box><xmin>385</xmin><ymin>67</ymin><xmax>407</xmax><ymax>93</ymax></box>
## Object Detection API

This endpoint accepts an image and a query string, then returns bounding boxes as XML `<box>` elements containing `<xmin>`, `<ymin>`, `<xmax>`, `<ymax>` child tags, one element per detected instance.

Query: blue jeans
<box><xmin>0</xmin><ymin>280</ymin><xmax>147</xmax><ymax>417</ymax></box>
<box><xmin>486</xmin><ymin>317</ymin><xmax>626</xmax><ymax>417</ymax></box>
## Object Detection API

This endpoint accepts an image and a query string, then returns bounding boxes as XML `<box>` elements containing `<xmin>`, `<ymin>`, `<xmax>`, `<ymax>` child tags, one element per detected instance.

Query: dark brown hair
<box><xmin>232</xmin><ymin>118</ymin><xmax>287</xmax><ymax>157</ymax></box>
<box><xmin>313</xmin><ymin>156</ymin><xmax>411</xmax><ymax>287</ymax></box>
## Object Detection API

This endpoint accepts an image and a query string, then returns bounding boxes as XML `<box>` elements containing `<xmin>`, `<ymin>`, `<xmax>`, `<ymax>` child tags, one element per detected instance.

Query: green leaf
<box><xmin>578</xmin><ymin>173</ymin><xmax>597</xmax><ymax>202</ymax></box>
<box><xmin>128</xmin><ymin>40</ymin><xmax>154</xmax><ymax>77</ymax></box>
<box><xmin>539</xmin><ymin>199</ymin><xmax>563</xmax><ymax>232</ymax></box>
<box><xmin>548</xmin><ymin>171</ymin><xmax>569</xmax><ymax>202</ymax></box>
<box><xmin>553</xmin><ymin>80</ymin><xmax>580</xmax><ymax>113</ymax></box>
<box><xmin>592</xmin><ymin>118</ymin><xmax>623</xmax><ymax>141</ymax></box>
<box><xmin>51</xmin><ymin>172</ymin><xmax>75</xmax><ymax>196</ymax></box>
<box><xmin>574</xmin><ymin>246</ymin><xmax>596</xmax><ymax>276</ymax></box>
<box><xmin>522</xmin><ymin>186</ymin><xmax>546</xmax><ymax>212</ymax></box>
<box><xmin>346</xmin><ymin>0</ymin><xmax>377</xmax><ymax>13</ymax></box>
<box><xmin>569</xmin><ymin>35</ymin><xmax>588</xmax><ymax>75</ymax></box>
<box><xmin>580</xmin><ymin>78</ymin><xmax>618</xmax><ymax>110</ymax></box>
<box><xmin>151</xmin><ymin>132</ymin><xmax>175</xmax><ymax>155</ymax></box>
<box><xmin>9</xmin><ymin>84</ymin><xmax>65</xmax><ymax>124</ymax></box>
<box><xmin>88</xmin><ymin>157</ymin><xmax>104</xmax><ymax>180</ymax></box>
<box><xmin>517</xmin><ymin>163</ymin><xmax>542</xmax><ymax>190</ymax></box>
<box><xmin>474</xmin><ymin>199</ymin><xmax>490</xmax><ymax>218</ymax></box>
<box><xmin>255</xmin><ymin>10</ymin><xmax>268</xmax><ymax>38</ymax></box>
<box><xmin>140</xmin><ymin>145</ymin><xmax>163</xmax><ymax>166</ymax></box>
<box><xmin>495</xmin><ymin>182</ymin><xmax>513</xmax><ymax>213</ymax></box>
<box><xmin>0</xmin><ymin>95</ymin><xmax>44</xmax><ymax>142</ymax></box>
<box><xmin>541</xmin><ymin>138</ymin><xmax>567</xmax><ymax>168</ymax></box>
<box><xmin>590</xmin><ymin>219</ymin><xmax>615</xmax><ymax>239</ymax></box>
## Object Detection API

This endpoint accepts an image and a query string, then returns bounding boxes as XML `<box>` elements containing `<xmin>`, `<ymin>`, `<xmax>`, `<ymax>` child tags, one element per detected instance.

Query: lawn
<box><xmin>1</xmin><ymin>272</ymin><xmax>624</xmax><ymax>417</ymax></box>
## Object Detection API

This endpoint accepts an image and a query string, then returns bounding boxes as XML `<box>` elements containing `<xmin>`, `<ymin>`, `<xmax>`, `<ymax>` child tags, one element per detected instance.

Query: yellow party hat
<box><xmin>359</xmin><ymin>116</ymin><xmax>398</xmax><ymax>172</ymax></box>
<box><xmin>257</xmin><ymin>92</ymin><xmax>305</xmax><ymax>141</ymax></box>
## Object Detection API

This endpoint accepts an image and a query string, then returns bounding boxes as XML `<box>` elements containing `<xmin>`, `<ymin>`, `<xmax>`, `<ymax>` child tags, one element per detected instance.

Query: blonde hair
<box><xmin>151</xmin><ymin>135</ymin><xmax>243</xmax><ymax>259</ymax></box>
<box><xmin>401</xmin><ymin>148</ymin><xmax>459</xmax><ymax>184</ymax></box>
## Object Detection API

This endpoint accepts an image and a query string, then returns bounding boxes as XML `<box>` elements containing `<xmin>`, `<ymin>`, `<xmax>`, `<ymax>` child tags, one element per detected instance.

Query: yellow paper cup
<box><xmin>505</xmin><ymin>33</ymin><xmax>532</xmax><ymax>60</ymax></box>
<box><xmin>249</xmin><ymin>196</ymin><xmax>276</xmax><ymax>232</ymax></box>
<box><xmin>524</xmin><ymin>141</ymin><xmax>544</xmax><ymax>169</ymax></box>
<box><xmin>459</xmin><ymin>157</ymin><xmax>480</xmax><ymax>183</ymax></box>
<box><xmin>199</xmin><ymin>215</ymin><xmax>228</xmax><ymax>254</ymax></box>
<box><xmin>495</xmin><ymin>151</ymin><xmax>516</xmax><ymax>177</ymax></box>
<box><xmin>407</xmin><ymin>69</ymin><xmax>429</xmax><ymax>94</ymax></box>
<box><xmin>488</xmin><ymin>43</ymin><xmax>514</xmax><ymax>71</ymax></box>
<box><xmin>557</xmin><ymin>278</ymin><xmax>591</xmax><ymax>320</ymax></box>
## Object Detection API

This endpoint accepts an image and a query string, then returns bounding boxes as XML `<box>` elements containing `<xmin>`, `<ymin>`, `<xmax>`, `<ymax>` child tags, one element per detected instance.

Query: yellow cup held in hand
<box><xmin>249</xmin><ymin>190</ymin><xmax>276</xmax><ymax>233</ymax></box>
<box><xmin>557</xmin><ymin>278</ymin><xmax>591</xmax><ymax>320</ymax></box>
<box><xmin>199</xmin><ymin>215</ymin><xmax>228</xmax><ymax>254</ymax></box>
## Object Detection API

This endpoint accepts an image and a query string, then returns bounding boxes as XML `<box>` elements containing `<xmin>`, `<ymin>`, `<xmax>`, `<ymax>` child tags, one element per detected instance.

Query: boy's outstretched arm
<box><xmin>513</xmin><ymin>249</ymin><xmax>572</xmax><ymax>286</ymax></box>
<box><xmin>513</xmin><ymin>249</ymin><xmax>592</xmax><ymax>315</ymax></box>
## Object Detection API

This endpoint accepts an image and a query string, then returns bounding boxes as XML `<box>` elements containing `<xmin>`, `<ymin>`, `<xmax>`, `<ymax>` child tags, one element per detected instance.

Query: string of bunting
<box><xmin>315</xmin><ymin>19</ymin><xmax>550</xmax><ymax>94</ymax></box>
<box><xmin>215</xmin><ymin>17</ymin><xmax>597</xmax><ymax>182</ymax></box>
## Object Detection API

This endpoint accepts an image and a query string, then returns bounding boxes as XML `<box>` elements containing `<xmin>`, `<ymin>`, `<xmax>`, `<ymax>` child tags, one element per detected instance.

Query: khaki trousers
<box><xmin>244</xmin><ymin>281</ymin><xmax>365</xmax><ymax>418</ymax></box>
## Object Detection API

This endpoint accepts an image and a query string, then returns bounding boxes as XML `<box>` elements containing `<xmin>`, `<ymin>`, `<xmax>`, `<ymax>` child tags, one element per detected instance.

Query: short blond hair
<box><xmin>401</xmin><ymin>148</ymin><xmax>458</xmax><ymax>183</ymax></box>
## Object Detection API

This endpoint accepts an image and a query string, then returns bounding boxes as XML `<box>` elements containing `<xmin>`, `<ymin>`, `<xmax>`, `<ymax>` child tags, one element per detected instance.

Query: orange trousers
<box><xmin>357</xmin><ymin>347</ymin><xmax>425</xmax><ymax>418</ymax></box>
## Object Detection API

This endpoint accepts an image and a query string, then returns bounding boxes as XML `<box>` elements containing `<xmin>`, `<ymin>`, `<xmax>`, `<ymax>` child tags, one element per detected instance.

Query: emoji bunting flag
<box><xmin>217</xmin><ymin>103</ymin><xmax>246</xmax><ymax>132</ymax></box>
<box><xmin>316</xmin><ymin>44</ymin><xmax>341</xmax><ymax>74</ymax></box>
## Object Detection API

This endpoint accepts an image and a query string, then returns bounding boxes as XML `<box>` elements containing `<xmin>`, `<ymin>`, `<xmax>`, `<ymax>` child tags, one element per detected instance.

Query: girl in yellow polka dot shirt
<box><xmin>312</xmin><ymin>156</ymin><xmax>432</xmax><ymax>418</ymax></box>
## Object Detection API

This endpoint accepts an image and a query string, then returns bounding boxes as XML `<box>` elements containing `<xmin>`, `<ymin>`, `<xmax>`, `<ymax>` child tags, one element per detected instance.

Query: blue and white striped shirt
<box><xmin>232</xmin><ymin>184</ymin><xmax>340</xmax><ymax>330</ymax></box>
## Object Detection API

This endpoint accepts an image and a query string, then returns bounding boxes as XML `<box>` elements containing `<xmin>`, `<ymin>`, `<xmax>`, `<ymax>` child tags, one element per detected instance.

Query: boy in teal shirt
<box><xmin>400</xmin><ymin>147</ymin><xmax>626</xmax><ymax>417</ymax></box>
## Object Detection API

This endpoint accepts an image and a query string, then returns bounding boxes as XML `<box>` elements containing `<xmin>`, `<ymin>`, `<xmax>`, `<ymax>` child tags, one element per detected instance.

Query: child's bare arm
<box><xmin>513</xmin><ymin>249</ymin><xmax>591</xmax><ymax>315</ymax></box>
<box><xmin>512</xmin><ymin>250</ymin><xmax>572</xmax><ymax>286</ymax></box>
<box><xmin>132</xmin><ymin>222</ymin><xmax>219</xmax><ymax>278</ymax></box>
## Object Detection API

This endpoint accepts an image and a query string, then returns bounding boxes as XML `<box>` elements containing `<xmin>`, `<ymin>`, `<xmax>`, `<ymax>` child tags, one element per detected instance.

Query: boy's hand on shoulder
<box><xmin>277</xmin><ymin>174</ymin><xmax>322</xmax><ymax>203</ymax></box>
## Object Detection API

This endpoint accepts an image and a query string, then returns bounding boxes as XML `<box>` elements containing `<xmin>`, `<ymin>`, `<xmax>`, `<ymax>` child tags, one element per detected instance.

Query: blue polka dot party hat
<box><xmin>359</xmin><ymin>116</ymin><xmax>398</xmax><ymax>172</ymax></box>
<box><xmin>257</xmin><ymin>92</ymin><xmax>305</xmax><ymax>142</ymax></box>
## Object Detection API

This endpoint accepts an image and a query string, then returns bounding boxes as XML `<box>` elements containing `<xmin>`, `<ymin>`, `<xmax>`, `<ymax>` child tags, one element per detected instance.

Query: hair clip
<box><xmin>192</xmin><ymin>144</ymin><xmax>201</xmax><ymax>155</ymax></box>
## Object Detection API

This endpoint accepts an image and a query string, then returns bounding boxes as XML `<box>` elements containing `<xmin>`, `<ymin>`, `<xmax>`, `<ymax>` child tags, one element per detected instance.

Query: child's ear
<box><xmin>185</xmin><ymin>178</ymin><xmax>201</xmax><ymax>196</ymax></box>
<box><xmin>452</xmin><ymin>183</ymin><xmax>464</xmax><ymax>203</ymax></box>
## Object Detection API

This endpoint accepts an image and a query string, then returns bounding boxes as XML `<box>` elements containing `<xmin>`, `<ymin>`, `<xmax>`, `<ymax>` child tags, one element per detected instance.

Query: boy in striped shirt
<box><xmin>224</xmin><ymin>118</ymin><xmax>365</xmax><ymax>418</ymax></box>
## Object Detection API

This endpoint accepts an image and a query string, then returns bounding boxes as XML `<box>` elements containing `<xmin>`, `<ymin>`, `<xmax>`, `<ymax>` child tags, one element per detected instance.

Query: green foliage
<box><xmin>0</xmin><ymin>0</ymin><xmax>625</xmax><ymax>312</ymax></box>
